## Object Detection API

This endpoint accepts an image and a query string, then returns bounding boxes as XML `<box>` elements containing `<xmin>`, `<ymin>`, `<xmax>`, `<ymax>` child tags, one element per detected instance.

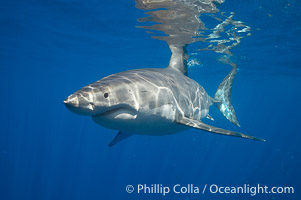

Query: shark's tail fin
<box><xmin>214</xmin><ymin>64</ymin><xmax>240</xmax><ymax>127</ymax></box>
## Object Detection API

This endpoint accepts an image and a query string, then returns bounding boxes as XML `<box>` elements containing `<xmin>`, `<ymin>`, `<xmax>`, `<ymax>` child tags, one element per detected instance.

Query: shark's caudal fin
<box><xmin>214</xmin><ymin>64</ymin><xmax>240</xmax><ymax>127</ymax></box>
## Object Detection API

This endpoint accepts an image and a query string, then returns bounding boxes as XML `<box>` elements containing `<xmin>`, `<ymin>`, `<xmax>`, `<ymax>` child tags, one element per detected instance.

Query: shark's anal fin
<box><xmin>206</xmin><ymin>114</ymin><xmax>214</xmax><ymax>121</ymax></box>
<box><xmin>108</xmin><ymin>131</ymin><xmax>132</xmax><ymax>147</ymax></box>
<box><xmin>176</xmin><ymin>117</ymin><xmax>265</xmax><ymax>142</ymax></box>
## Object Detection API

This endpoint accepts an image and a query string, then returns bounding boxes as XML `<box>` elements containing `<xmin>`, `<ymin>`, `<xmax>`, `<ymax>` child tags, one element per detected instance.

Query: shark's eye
<box><xmin>104</xmin><ymin>93</ymin><xmax>109</xmax><ymax>98</ymax></box>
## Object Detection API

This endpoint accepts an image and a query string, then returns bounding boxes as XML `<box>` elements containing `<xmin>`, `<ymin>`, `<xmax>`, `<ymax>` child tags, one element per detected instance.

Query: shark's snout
<box><xmin>64</xmin><ymin>94</ymin><xmax>82</xmax><ymax>115</ymax></box>
<box><xmin>64</xmin><ymin>94</ymin><xmax>79</xmax><ymax>107</ymax></box>
<box><xmin>64</xmin><ymin>91</ymin><xmax>95</xmax><ymax>116</ymax></box>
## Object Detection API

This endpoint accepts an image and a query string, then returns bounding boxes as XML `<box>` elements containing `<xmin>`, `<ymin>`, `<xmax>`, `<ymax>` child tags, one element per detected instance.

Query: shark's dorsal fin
<box><xmin>168</xmin><ymin>45</ymin><xmax>188</xmax><ymax>76</ymax></box>
<box><xmin>176</xmin><ymin>117</ymin><xmax>265</xmax><ymax>142</ymax></box>
<box><xmin>108</xmin><ymin>131</ymin><xmax>132</xmax><ymax>147</ymax></box>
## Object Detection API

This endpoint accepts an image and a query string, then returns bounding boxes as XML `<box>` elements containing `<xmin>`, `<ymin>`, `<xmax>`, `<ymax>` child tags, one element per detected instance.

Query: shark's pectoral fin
<box><xmin>176</xmin><ymin>117</ymin><xmax>265</xmax><ymax>142</ymax></box>
<box><xmin>108</xmin><ymin>131</ymin><xmax>132</xmax><ymax>147</ymax></box>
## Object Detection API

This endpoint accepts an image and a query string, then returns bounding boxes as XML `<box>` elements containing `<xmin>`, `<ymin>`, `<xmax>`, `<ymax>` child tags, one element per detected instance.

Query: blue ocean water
<box><xmin>0</xmin><ymin>0</ymin><xmax>300</xmax><ymax>200</ymax></box>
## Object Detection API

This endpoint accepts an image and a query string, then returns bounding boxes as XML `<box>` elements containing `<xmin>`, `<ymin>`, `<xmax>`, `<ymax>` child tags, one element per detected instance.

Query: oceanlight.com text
<box><xmin>125</xmin><ymin>183</ymin><xmax>294</xmax><ymax>197</ymax></box>
<box><xmin>207</xmin><ymin>184</ymin><xmax>294</xmax><ymax>196</ymax></box>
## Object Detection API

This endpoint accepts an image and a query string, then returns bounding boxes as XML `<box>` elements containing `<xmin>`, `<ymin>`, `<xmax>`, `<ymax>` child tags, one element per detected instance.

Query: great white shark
<box><xmin>64</xmin><ymin>45</ymin><xmax>264</xmax><ymax>146</ymax></box>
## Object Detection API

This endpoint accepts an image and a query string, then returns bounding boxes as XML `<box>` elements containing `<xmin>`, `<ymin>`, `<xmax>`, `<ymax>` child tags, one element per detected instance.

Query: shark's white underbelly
<box><xmin>92</xmin><ymin>105</ymin><xmax>189</xmax><ymax>135</ymax></box>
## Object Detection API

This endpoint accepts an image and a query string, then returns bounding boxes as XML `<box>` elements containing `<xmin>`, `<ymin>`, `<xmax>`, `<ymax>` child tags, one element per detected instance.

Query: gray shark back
<box><xmin>65</xmin><ymin>66</ymin><xmax>265</xmax><ymax>143</ymax></box>
<box><xmin>93</xmin><ymin>68</ymin><xmax>213</xmax><ymax>121</ymax></box>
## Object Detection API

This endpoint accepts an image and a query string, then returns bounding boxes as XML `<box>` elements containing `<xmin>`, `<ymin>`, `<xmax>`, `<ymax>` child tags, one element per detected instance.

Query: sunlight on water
<box><xmin>135</xmin><ymin>0</ymin><xmax>251</xmax><ymax>67</ymax></box>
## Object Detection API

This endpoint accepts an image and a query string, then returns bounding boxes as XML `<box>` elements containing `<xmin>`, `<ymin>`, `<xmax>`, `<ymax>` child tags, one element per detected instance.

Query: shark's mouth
<box><xmin>93</xmin><ymin>105</ymin><xmax>137</xmax><ymax>118</ymax></box>
<box><xmin>96</xmin><ymin>107</ymin><xmax>124</xmax><ymax>117</ymax></box>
